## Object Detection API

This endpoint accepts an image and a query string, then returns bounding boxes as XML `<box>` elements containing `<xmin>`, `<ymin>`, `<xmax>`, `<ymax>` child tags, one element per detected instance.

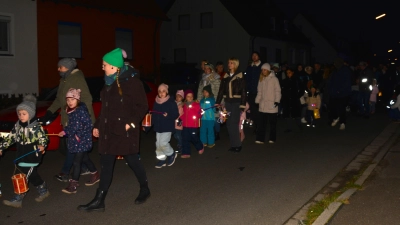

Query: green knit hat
<box><xmin>202</xmin><ymin>85</ymin><xmax>213</xmax><ymax>97</ymax></box>
<box><xmin>103</xmin><ymin>48</ymin><xmax>124</xmax><ymax>68</ymax></box>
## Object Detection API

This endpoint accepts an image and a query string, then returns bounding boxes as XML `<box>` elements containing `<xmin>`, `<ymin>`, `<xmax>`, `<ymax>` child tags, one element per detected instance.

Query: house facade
<box><xmin>0</xmin><ymin>0</ymin><xmax>38</xmax><ymax>96</ymax></box>
<box><xmin>160</xmin><ymin>0</ymin><xmax>312</xmax><ymax>73</ymax></box>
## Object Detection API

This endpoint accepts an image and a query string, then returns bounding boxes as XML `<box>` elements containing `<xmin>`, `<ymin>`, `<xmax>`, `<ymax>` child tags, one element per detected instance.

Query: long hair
<box><xmin>116</xmin><ymin>68</ymin><xmax>122</xmax><ymax>96</ymax></box>
<box><xmin>228</xmin><ymin>57</ymin><xmax>239</xmax><ymax>73</ymax></box>
<box><xmin>259</xmin><ymin>70</ymin><xmax>271</xmax><ymax>82</ymax></box>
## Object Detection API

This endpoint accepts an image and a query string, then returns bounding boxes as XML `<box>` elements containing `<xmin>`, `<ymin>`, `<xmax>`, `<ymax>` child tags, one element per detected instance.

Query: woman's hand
<box><xmin>93</xmin><ymin>128</ymin><xmax>99</xmax><ymax>137</ymax></box>
<box><xmin>58</xmin><ymin>131</ymin><xmax>66</xmax><ymax>137</ymax></box>
<box><xmin>163</xmin><ymin>112</ymin><xmax>168</xmax><ymax>117</ymax></box>
<box><xmin>125</xmin><ymin>124</ymin><xmax>130</xmax><ymax>131</ymax></box>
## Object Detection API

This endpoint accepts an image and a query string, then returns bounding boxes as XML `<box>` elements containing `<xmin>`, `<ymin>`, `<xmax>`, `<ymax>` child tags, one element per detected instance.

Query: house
<box><xmin>0</xmin><ymin>0</ymin><xmax>167</xmax><ymax>96</ymax></box>
<box><xmin>293</xmin><ymin>13</ymin><xmax>352</xmax><ymax>64</ymax></box>
<box><xmin>160</xmin><ymin>0</ymin><xmax>312</xmax><ymax>73</ymax></box>
<box><xmin>0</xmin><ymin>0</ymin><xmax>38</xmax><ymax>96</ymax></box>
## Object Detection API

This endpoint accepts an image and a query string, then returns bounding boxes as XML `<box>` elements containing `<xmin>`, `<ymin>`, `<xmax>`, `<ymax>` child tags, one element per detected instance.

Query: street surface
<box><xmin>0</xmin><ymin>112</ymin><xmax>392</xmax><ymax>225</ymax></box>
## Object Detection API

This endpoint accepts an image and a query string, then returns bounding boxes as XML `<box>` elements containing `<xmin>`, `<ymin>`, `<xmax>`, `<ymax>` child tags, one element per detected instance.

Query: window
<box><xmin>275</xmin><ymin>49</ymin><xmax>281</xmax><ymax>63</ymax></box>
<box><xmin>270</xmin><ymin>17</ymin><xmax>275</xmax><ymax>31</ymax></box>
<box><xmin>179</xmin><ymin>15</ymin><xmax>190</xmax><ymax>30</ymax></box>
<box><xmin>260</xmin><ymin>47</ymin><xmax>267</xmax><ymax>62</ymax></box>
<box><xmin>58</xmin><ymin>21</ymin><xmax>82</xmax><ymax>58</ymax></box>
<box><xmin>116</xmin><ymin>28</ymin><xmax>133</xmax><ymax>60</ymax></box>
<box><xmin>174</xmin><ymin>48</ymin><xmax>186</xmax><ymax>63</ymax></box>
<box><xmin>284</xmin><ymin>20</ymin><xmax>289</xmax><ymax>34</ymax></box>
<box><xmin>201</xmin><ymin>12</ymin><xmax>213</xmax><ymax>29</ymax></box>
<box><xmin>0</xmin><ymin>15</ymin><xmax>12</xmax><ymax>55</ymax></box>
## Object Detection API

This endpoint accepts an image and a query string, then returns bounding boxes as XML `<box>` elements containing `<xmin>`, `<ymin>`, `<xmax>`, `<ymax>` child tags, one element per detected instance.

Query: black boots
<box><xmin>135</xmin><ymin>186</ymin><xmax>150</xmax><ymax>204</ymax></box>
<box><xmin>77</xmin><ymin>188</ymin><xmax>107</xmax><ymax>212</ymax></box>
<box><xmin>215</xmin><ymin>132</ymin><xmax>220</xmax><ymax>141</ymax></box>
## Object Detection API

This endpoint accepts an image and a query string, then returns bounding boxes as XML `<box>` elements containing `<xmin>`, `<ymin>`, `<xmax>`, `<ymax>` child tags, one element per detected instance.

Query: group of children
<box><xmin>0</xmin><ymin>88</ymin><xmax>98</xmax><ymax>208</ymax></box>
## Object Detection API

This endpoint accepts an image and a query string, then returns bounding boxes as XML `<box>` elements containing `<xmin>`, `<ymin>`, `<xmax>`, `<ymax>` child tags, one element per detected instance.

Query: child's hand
<box><xmin>163</xmin><ymin>112</ymin><xmax>168</xmax><ymax>117</ymax></box>
<box><xmin>93</xmin><ymin>128</ymin><xmax>99</xmax><ymax>137</ymax></box>
<box><xmin>75</xmin><ymin>135</ymin><xmax>80</xmax><ymax>142</ymax></box>
<box><xmin>58</xmin><ymin>131</ymin><xmax>66</xmax><ymax>137</ymax></box>
<box><xmin>125</xmin><ymin>124</ymin><xmax>130</xmax><ymax>131</ymax></box>
<box><xmin>38</xmin><ymin>145</ymin><xmax>45</xmax><ymax>154</ymax></box>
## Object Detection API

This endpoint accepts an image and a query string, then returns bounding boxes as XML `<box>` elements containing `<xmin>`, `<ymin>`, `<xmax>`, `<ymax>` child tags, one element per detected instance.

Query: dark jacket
<box><xmin>358</xmin><ymin>67</ymin><xmax>374</xmax><ymax>92</ymax></box>
<box><xmin>328</xmin><ymin>66</ymin><xmax>352</xmax><ymax>98</ymax></box>
<box><xmin>94</xmin><ymin>66</ymin><xmax>148</xmax><ymax>155</ymax></box>
<box><xmin>245</xmin><ymin>63</ymin><xmax>262</xmax><ymax>94</ymax></box>
<box><xmin>312</xmin><ymin>70</ymin><xmax>324</xmax><ymax>87</ymax></box>
<box><xmin>64</xmin><ymin>103</ymin><xmax>93</xmax><ymax>153</ymax></box>
<box><xmin>152</xmin><ymin>96</ymin><xmax>179</xmax><ymax>133</ymax></box>
<box><xmin>281</xmin><ymin>77</ymin><xmax>302</xmax><ymax>118</ymax></box>
<box><xmin>216</xmin><ymin>71</ymin><xmax>247</xmax><ymax>109</ymax></box>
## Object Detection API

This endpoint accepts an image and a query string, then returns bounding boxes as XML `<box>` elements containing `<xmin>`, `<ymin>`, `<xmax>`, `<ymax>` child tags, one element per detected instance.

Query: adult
<box><xmin>255</xmin><ymin>63</ymin><xmax>281</xmax><ymax>144</ymax></box>
<box><xmin>327</xmin><ymin>58</ymin><xmax>352</xmax><ymax>130</ymax></box>
<box><xmin>245</xmin><ymin>51</ymin><xmax>262</xmax><ymax>127</ymax></box>
<box><xmin>281</xmin><ymin>68</ymin><xmax>302</xmax><ymax>132</ymax></box>
<box><xmin>301</xmin><ymin>66</ymin><xmax>314</xmax><ymax>123</ymax></box>
<box><xmin>216</xmin><ymin>57</ymin><xmax>246</xmax><ymax>153</ymax></box>
<box><xmin>41</xmin><ymin>58</ymin><xmax>95</xmax><ymax>182</ymax></box>
<box><xmin>357</xmin><ymin>61</ymin><xmax>374</xmax><ymax>118</ymax></box>
<box><xmin>312</xmin><ymin>62</ymin><xmax>324</xmax><ymax>87</ymax></box>
<box><xmin>78</xmin><ymin>48</ymin><xmax>150</xmax><ymax>212</ymax></box>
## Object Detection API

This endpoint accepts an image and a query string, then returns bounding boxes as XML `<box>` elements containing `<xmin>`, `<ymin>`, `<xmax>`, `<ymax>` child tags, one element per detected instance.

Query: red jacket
<box><xmin>182</xmin><ymin>101</ymin><xmax>201</xmax><ymax>128</ymax></box>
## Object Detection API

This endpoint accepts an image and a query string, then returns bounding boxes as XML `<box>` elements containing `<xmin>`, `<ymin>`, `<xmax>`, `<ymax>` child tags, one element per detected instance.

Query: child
<box><xmin>152</xmin><ymin>84</ymin><xmax>179</xmax><ymax>168</ymax></box>
<box><xmin>370</xmin><ymin>79</ymin><xmax>379</xmax><ymax>114</ymax></box>
<box><xmin>0</xmin><ymin>95</ymin><xmax>49</xmax><ymax>208</ymax></box>
<box><xmin>239</xmin><ymin>102</ymin><xmax>250</xmax><ymax>142</ymax></box>
<box><xmin>174</xmin><ymin>90</ymin><xmax>184</xmax><ymax>154</ymax></box>
<box><xmin>305</xmin><ymin>85</ymin><xmax>321</xmax><ymax>128</ymax></box>
<box><xmin>181</xmin><ymin>89</ymin><xmax>204</xmax><ymax>158</ymax></box>
<box><xmin>58</xmin><ymin>88</ymin><xmax>99</xmax><ymax>194</ymax></box>
<box><xmin>200</xmin><ymin>85</ymin><xmax>216</xmax><ymax>148</ymax></box>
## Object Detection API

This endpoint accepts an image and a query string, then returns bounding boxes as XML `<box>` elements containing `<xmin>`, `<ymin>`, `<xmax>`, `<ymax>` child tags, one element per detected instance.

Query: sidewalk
<box><xmin>329</xmin><ymin>137</ymin><xmax>400</xmax><ymax>224</ymax></box>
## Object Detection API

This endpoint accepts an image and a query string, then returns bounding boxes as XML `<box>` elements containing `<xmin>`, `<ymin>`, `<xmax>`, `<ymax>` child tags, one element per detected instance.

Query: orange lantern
<box><xmin>12</xmin><ymin>173</ymin><xmax>29</xmax><ymax>194</ymax></box>
<box><xmin>142</xmin><ymin>113</ymin><xmax>152</xmax><ymax>127</ymax></box>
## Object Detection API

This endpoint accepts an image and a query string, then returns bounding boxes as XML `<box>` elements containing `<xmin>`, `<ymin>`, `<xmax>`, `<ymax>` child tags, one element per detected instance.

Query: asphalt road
<box><xmin>0</xmin><ymin>111</ymin><xmax>392</xmax><ymax>225</ymax></box>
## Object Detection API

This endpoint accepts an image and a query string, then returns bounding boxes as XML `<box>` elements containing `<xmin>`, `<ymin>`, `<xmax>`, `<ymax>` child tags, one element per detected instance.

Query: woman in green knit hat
<box><xmin>78</xmin><ymin>48</ymin><xmax>150</xmax><ymax>212</ymax></box>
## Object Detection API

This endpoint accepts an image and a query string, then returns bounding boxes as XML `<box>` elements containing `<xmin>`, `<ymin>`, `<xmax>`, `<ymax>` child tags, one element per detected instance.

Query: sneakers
<box><xmin>62</xmin><ymin>179</ymin><xmax>79</xmax><ymax>194</ymax></box>
<box><xmin>155</xmin><ymin>160</ymin><xmax>166</xmax><ymax>168</ymax></box>
<box><xmin>208</xmin><ymin>143</ymin><xmax>215</xmax><ymax>148</ymax></box>
<box><xmin>268</xmin><ymin>140</ymin><xmax>275</xmax><ymax>144</ymax></box>
<box><xmin>80</xmin><ymin>168</ymin><xmax>91</xmax><ymax>176</ymax></box>
<box><xmin>255</xmin><ymin>141</ymin><xmax>264</xmax><ymax>144</ymax></box>
<box><xmin>166</xmin><ymin>152</ymin><xmax>177</xmax><ymax>166</ymax></box>
<box><xmin>3</xmin><ymin>193</ymin><xmax>26</xmax><ymax>208</ymax></box>
<box><xmin>203</xmin><ymin>144</ymin><xmax>208</xmax><ymax>147</ymax></box>
<box><xmin>301</xmin><ymin>118</ymin><xmax>307</xmax><ymax>123</ymax></box>
<box><xmin>35</xmin><ymin>182</ymin><xmax>50</xmax><ymax>202</ymax></box>
<box><xmin>181</xmin><ymin>155</ymin><xmax>190</xmax><ymax>159</ymax></box>
<box><xmin>85</xmin><ymin>171</ymin><xmax>100</xmax><ymax>186</ymax></box>
<box><xmin>55</xmin><ymin>173</ymin><xmax>69</xmax><ymax>182</ymax></box>
<box><xmin>331</xmin><ymin>118</ymin><xmax>340</xmax><ymax>127</ymax></box>
<box><xmin>339</xmin><ymin>123</ymin><xmax>345</xmax><ymax>130</ymax></box>
<box><xmin>198</xmin><ymin>149</ymin><xmax>204</xmax><ymax>154</ymax></box>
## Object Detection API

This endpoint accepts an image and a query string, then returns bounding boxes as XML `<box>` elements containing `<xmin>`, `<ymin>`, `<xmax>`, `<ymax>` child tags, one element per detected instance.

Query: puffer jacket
<box><xmin>305</xmin><ymin>93</ymin><xmax>321</xmax><ymax>110</ymax></box>
<box><xmin>200</xmin><ymin>97</ymin><xmax>216</xmax><ymax>120</ymax></box>
<box><xmin>182</xmin><ymin>101</ymin><xmax>201</xmax><ymax>128</ymax></box>
<box><xmin>216</xmin><ymin>71</ymin><xmax>247</xmax><ymax>109</ymax></box>
<box><xmin>255</xmin><ymin>72</ymin><xmax>281</xmax><ymax>113</ymax></box>
<box><xmin>197</xmin><ymin>72</ymin><xmax>221</xmax><ymax>100</ymax></box>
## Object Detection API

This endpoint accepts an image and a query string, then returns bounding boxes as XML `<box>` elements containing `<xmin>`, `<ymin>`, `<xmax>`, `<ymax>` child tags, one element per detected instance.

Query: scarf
<box><xmin>104</xmin><ymin>65</ymin><xmax>127</xmax><ymax>86</ymax></box>
<box><xmin>155</xmin><ymin>95</ymin><xmax>170</xmax><ymax>104</ymax></box>
<box><xmin>202</xmin><ymin>73</ymin><xmax>211</xmax><ymax>86</ymax></box>
<box><xmin>185</xmin><ymin>101</ymin><xmax>193</xmax><ymax>106</ymax></box>
<box><xmin>59</xmin><ymin>70</ymin><xmax>72</xmax><ymax>79</ymax></box>
<box><xmin>66</xmin><ymin>106</ymin><xmax>77</xmax><ymax>114</ymax></box>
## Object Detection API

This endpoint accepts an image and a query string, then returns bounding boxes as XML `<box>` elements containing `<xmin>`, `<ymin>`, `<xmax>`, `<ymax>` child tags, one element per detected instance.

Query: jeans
<box><xmin>200</xmin><ymin>120</ymin><xmax>215</xmax><ymax>145</ymax></box>
<box><xmin>173</xmin><ymin>129</ymin><xmax>183</xmax><ymax>149</ymax></box>
<box><xmin>71</xmin><ymin>152</ymin><xmax>97</xmax><ymax>181</ymax></box>
<box><xmin>99</xmin><ymin>154</ymin><xmax>148</xmax><ymax>191</ymax></box>
<box><xmin>329</xmin><ymin>96</ymin><xmax>349</xmax><ymax>125</ymax></box>
<box><xmin>256</xmin><ymin>112</ymin><xmax>277</xmax><ymax>142</ymax></box>
<box><xmin>61</xmin><ymin>150</ymin><xmax>89</xmax><ymax>175</ymax></box>
<box><xmin>225</xmin><ymin>102</ymin><xmax>241</xmax><ymax>148</ymax></box>
<box><xmin>20</xmin><ymin>166</ymin><xmax>43</xmax><ymax>187</ymax></box>
<box><xmin>306</xmin><ymin>110</ymin><xmax>316</xmax><ymax>125</ymax></box>
<box><xmin>358</xmin><ymin>91</ymin><xmax>371</xmax><ymax>116</ymax></box>
<box><xmin>155</xmin><ymin>132</ymin><xmax>174</xmax><ymax>160</ymax></box>
<box><xmin>182</xmin><ymin>127</ymin><xmax>203</xmax><ymax>155</ymax></box>
<box><xmin>214</xmin><ymin>117</ymin><xmax>220</xmax><ymax>133</ymax></box>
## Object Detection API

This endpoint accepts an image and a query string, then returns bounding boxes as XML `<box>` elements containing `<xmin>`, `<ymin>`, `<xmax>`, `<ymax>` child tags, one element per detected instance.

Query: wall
<box><xmin>37</xmin><ymin>1</ymin><xmax>161</xmax><ymax>91</ymax></box>
<box><xmin>0</xmin><ymin>0</ymin><xmax>37</xmax><ymax>95</ymax></box>
<box><xmin>253</xmin><ymin>38</ymin><xmax>287</xmax><ymax>65</ymax></box>
<box><xmin>160</xmin><ymin>0</ymin><xmax>250</xmax><ymax>72</ymax></box>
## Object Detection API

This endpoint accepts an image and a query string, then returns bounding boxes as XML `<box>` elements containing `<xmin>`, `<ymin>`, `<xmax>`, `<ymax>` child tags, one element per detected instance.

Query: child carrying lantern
<box><xmin>0</xmin><ymin>95</ymin><xmax>49</xmax><ymax>208</ymax></box>
<box><xmin>200</xmin><ymin>85</ymin><xmax>216</xmax><ymax>148</ymax></box>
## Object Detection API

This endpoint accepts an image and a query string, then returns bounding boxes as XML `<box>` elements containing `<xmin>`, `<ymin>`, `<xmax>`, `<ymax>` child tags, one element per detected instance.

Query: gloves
<box><xmin>40</xmin><ymin>110</ymin><xmax>54</xmax><ymax>124</ymax></box>
<box><xmin>274</xmin><ymin>102</ymin><xmax>279</xmax><ymax>108</ymax></box>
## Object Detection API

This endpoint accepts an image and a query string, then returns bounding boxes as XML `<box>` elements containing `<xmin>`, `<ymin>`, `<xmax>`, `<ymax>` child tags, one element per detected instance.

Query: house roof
<box><xmin>219</xmin><ymin>0</ymin><xmax>312</xmax><ymax>46</ymax></box>
<box><xmin>43</xmin><ymin>0</ymin><xmax>168</xmax><ymax>21</ymax></box>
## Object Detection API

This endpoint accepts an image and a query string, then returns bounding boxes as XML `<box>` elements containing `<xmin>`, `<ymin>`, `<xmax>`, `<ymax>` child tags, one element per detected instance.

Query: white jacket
<box><xmin>255</xmin><ymin>72</ymin><xmax>281</xmax><ymax>113</ymax></box>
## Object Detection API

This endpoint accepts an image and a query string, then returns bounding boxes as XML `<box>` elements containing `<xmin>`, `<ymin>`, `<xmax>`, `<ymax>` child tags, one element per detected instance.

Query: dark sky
<box><xmin>156</xmin><ymin>0</ymin><xmax>399</xmax><ymax>62</ymax></box>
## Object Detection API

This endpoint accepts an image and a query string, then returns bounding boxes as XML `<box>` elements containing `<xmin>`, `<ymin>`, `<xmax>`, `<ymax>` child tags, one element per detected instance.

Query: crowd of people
<box><xmin>1</xmin><ymin>48</ymin><xmax>400</xmax><ymax>212</ymax></box>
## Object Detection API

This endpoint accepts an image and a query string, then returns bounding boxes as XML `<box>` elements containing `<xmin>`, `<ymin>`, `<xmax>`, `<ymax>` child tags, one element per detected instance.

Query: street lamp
<box><xmin>388</xmin><ymin>49</ymin><xmax>393</xmax><ymax>52</ymax></box>
<box><xmin>376</xmin><ymin>14</ymin><xmax>386</xmax><ymax>19</ymax></box>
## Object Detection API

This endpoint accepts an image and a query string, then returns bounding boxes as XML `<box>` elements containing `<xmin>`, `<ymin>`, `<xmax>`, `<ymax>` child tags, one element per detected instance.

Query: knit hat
<box><xmin>261</xmin><ymin>63</ymin><xmax>271</xmax><ymax>71</ymax></box>
<box><xmin>158</xmin><ymin>83</ymin><xmax>169</xmax><ymax>94</ymax></box>
<box><xmin>121</xmin><ymin>49</ymin><xmax>128</xmax><ymax>59</ymax></box>
<box><xmin>184</xmin><ymin>89</ymin><xmax>194</xmax><ymax>98</ymax></box>
<box><xmin>202</xmin><ymin>85</ymin><xmax>213</xmax><ymax>97</ymax></box>
<box><xmin>16</xmin><ymin>94</ymin><xmax>37</xmax><ymax>120</ymax></box>
<box><xmin>58</xmin><ymin>58</ymin><xmax>77</xmax><ymax>71</ymax></box>
<box><xmin>204</xmin><ymin>63</ymin><xmax>214</xmax><ymax>72</ymax></box>
<box><xmin>272</xmin><ymin>63</ymin><xmax>279</xmax><ymax>69</ymax></box>
<box><xmin>103</xmin><ymin>48</ymin><xmax>124</xmax><ymax>68</ymax></box>
<box><xmin>176</xmin><ymin>90</ymin><xmax>184</xmax><ymax>98</ymax></box>
<box><xmin>66</xmin><ymin>88</ymin><xmax>81</xmax><ymax>100</ymax></box>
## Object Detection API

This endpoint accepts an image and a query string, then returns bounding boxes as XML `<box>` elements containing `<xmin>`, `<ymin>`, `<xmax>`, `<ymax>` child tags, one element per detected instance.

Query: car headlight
<box><xmin>362</xmin><ymin>78</ymin><xmax>368</xmax><ymax>83</ymax></box>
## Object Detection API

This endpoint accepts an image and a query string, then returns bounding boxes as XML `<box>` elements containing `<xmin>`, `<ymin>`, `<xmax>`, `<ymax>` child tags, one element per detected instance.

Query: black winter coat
<box><xmin>216</xmin><ymin>71</ymin><xmax>247</xmax><ymax>109</ymax></box>
<box><xmin>152</xmin><ymin>97</ymin><xmax>179</xmax><ymax>133</ymax></box>
<box><xmin>281</xmin><ymin>77</ymin><xmax>302</xmax><ymax>118</ymax></box>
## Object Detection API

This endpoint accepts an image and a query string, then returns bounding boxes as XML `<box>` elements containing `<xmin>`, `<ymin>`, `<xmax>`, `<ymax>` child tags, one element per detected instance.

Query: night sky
<box><xmin>156</xmin><ymin>0</ymin><xmax>399</xmax><ymax>64</ymax></box>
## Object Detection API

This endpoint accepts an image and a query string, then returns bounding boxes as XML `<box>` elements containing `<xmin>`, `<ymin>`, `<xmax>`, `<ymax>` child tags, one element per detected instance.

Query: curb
<box><xmin>284</xmin><ymin>122</ymin><xmax>400</xmax><ymax>225</ymax></box>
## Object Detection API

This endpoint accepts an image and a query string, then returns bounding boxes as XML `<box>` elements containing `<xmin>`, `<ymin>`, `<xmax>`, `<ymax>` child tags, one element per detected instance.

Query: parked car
<box><xmin>0</xmin><ymin>77</ymin><xmax>157</xmax><ymax>151</ymax></box>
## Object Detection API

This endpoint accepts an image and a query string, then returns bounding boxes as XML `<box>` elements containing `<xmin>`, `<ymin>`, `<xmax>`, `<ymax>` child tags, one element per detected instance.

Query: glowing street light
<box><xmin>388</xmin><ymin>49</ymin><xmax>393</xmax><ymax>52</ymax></box>
<box><xmin>376</xmin><ymin>14</ymin><xmax>386</xmax><ymax>19</ymax></box>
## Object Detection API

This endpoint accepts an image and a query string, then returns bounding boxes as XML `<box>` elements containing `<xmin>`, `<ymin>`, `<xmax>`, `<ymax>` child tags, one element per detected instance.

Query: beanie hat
<box><xmin>16</xmin><ymin>94</ymin><xmax>37</xmax><ymax>121</ymax></box>
<box><xmin>272</xmin><ymin>63</ymin><xmax>279</xmax><ymax>69</ymax></box>
<box><xmin>202</xmin><ymin>85</ymin><xmax>213</xmax><ymax>97</ymax></box>
<box><xmin>103</xmin><ymin>48</ymin><xmax>124</xmax><ymax>68</ymax></box>
<box><xmin>66</xmin><ymin>88</ymin><xmax>81</xmax><ymax>100</ymax></box>
<box><xmin>158</xmin><ymin>83</ymin><xmax>169</xmax><ymax>94</ymax></box>
<box><xmin>204</xmin><ymin>63</ymin><xmax>214</xmax><ymax>72</ymax></box>
<box><xmin>176</xmin><ymin>90</ymin><xmax>184</xmax><ymax>98</ymax></box>
<box><xmin>58</xmin><ymin>58</ymin><xmax>77</xmax><ymax>71</ymax></box>
<box><xmin>184</xmin><ymin>89</ymin><xmax>194</xmax><ymax>98</ymax></box>
<box><xmin>261</xmin><ymin>63</ymin><xmax>271</xmax><ymax>71</ymax></box>
<box><xmin>121</xmin><ymin>49</ymin><xmax>128</xmax><ymax>59</ymax></box>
